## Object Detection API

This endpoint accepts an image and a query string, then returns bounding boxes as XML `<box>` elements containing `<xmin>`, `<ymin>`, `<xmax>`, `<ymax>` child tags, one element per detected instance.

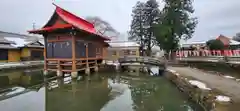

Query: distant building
<box><xmin>107</xmin><ymin>41</ymin><xmax>140</xmax><ymax>61</ymax></box>
<box><xmin>180</xmin><ymin>34</ymin><xmax>240</xmax><ymax>50</ymax></box>
<box><xmin>0</xmin><ymin>31</ymin><xmax>44</xmax><ymax>62</ymax></box>
<box><xmin>0</xmin><ymin>37</ymin><xmax>19</xmax><ymax>62</ymax></box>
<box><xmin>5</xmin><ymin>37</ymin><xmax>44</xmax><ymax>61</ymax></box>
<box><xmin>216</xmin><ymin>35</ymin><xmax>240</xmax><ymax>49</ymax></box>
<box><xmin>180</xmin><ymin>41</ymin><xmax>206</xmax><ymax>50</ymax></box>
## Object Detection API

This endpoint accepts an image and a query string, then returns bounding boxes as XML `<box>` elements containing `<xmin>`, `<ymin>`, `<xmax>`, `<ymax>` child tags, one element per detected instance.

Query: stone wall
<box><xmin>164</xmin><ymin>71</ymin><xmax>233</xmax><ymax>111</ymax></box>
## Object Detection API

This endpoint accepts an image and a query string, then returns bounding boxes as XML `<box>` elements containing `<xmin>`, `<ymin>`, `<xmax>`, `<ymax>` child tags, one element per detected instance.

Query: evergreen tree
<box><xmin>154</xmin><ymin>0</ymin><xmax>198</xmax><ymax>54</ymax></box>
<box><xmin>129</xmin><ymin>1</ymin><xmax>147</xmax><ymax>55</ymax></box>
<box><xmin>144</xmin><ymin>0</ymin><xmax>161</xmax><ymax>56</ymax></box>
<box><xmin>206</xmin><ymin>39</ymin><xmax>225</xmax><ymax>50</ymax></box>
<box><xmin>129</xmin><ymin>0</ymin><xmax>161</xmax><ymax>56</ymax></box>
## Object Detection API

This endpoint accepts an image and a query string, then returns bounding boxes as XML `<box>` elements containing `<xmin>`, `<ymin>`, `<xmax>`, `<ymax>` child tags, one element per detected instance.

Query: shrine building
<box><xmin>28</xmin><ymin>4</ymin><xmax>110</xmax><ymax>78</ymax></box>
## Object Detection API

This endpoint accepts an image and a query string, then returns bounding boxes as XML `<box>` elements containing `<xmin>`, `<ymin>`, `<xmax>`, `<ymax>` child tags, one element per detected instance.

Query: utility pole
<box><xmin>32</xmin><ymin>23</ymin><xmax>36</xmax><ymax>30</ymax></box>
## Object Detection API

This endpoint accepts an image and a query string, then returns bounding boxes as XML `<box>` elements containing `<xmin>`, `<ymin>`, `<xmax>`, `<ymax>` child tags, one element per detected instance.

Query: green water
<box><xmin>0</xmin><ymin>69</ymin><xmax>203</xmax><ymax>111</ymax></box>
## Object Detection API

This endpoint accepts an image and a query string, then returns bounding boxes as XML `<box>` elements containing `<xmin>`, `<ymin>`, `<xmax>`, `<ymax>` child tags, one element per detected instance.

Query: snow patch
<box><xmin>223</xmin><ymin>76</ymin><xmax>235</xmax><ymax>79</ymax></box>
<box><xmin>6</xmin><ymin>87</ymin><xmax>25</xmax><ymax>96</ymax></box>
<box><xmin>174</xmin><ymin>73</ymin><xmax>180</xmax><ymax>76</ymax></box>
<box><xmin>188</xmin><ymin>80</ymin><xmax>211</xmax><ymax>90</ymax></box>
<box><xmin>167</xmin><ymin>69</ymin><xmax>176</xmax><ymax>73</ymax></box>
<box><xmin>215</xmin><ymin>95</ymin><xmax>231</xmax><ymax>102</ymax></box>
<box><xmin>4</xmin><ymin>37</ymin><xmax>29</xmax><ymax>47</ymax></box>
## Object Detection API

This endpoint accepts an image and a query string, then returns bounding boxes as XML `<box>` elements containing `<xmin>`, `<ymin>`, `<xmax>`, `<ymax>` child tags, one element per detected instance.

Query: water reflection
<box><xmin>0</xmin><ymin>69</ymin><xmax>202</xmax><ymax>111</ymax></box>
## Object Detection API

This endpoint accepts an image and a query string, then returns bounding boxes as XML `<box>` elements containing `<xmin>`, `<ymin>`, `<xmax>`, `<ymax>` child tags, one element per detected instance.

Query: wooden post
<box><xmin>43</xmin><ymin>39</ymin><xmax>48</xmax><ymax>76</ymax></box>
<box><xmin>85</xmin><ymin>43</ymin><xmax>90</xmax><ymax>74</ymax></box>
<box><xmin>71</xmin><ymin>32</ymin><xmax>78</xmax><ymax>78</ymax></box>
<box><xmin>57</xmin><ymin>60</ymin><xmax>63</xmax><ymax>77</ymax></box>
<box><xmin>94</xmin><ymin>59</ymin><xmax>99</xmax><ymax>72</ymax></box>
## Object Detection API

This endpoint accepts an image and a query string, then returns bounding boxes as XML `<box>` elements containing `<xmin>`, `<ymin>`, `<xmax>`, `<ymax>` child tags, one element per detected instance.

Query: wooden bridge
<box><xmin>118</xmin><ymin>56</ymin><xmax>166</xmax><ymax>70</ymax></box>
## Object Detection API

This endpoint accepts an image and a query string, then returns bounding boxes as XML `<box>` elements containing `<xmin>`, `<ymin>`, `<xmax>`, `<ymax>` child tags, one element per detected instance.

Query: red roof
<box><xmin>216</xmin><ymin>34</ymin><xmax>230</xmax><ymax>46</ymax></box>
<box><xmin>28</xmin><ymin>3</ymin><xmax>110</xmax><ymax>40</ymax></box>
<box><xmin>28</xmin><ymin>24</ymin><xmax>73</xmax><ymax>33</ymax></box>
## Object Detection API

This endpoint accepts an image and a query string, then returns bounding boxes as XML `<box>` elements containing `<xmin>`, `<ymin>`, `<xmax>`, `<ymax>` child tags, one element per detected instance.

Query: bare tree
<box><xmin>233</xmin><ymin>32</ymin><xmax>240</xmax><ymax>42</ymax></box>
<box><xmin>85</xmin><ymin>16</ymin><xmax>120</xmax><ymax>39</ymax></box>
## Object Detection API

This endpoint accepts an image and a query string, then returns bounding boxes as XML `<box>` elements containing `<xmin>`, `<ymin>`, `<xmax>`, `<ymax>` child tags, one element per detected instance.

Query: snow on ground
<box><xmin>188</xmin><ymin>80</ymin><xmax>211</xmax><ymax>90</ymax></box>
<box><xmin>6</xmin><ymin>87</ymin><xmax>26</xmax><ymax>96</ymax></box>
<box><xmin>215</xmin><ymin>95</ymin><xmax>231</xmax><ymax>102</ymax></box>
<box><xmin>223</xmin><ymin>75</ymin><xmax>235</xmax><ymax>79</ymax></box>
<box><xmin>167</xmin><ymin>68</ymin><xmax>176</xmax><ymax>73</ymax></box>
<box><xmin>0</xmin><ymin>63</ymin><xmax>23</xmax><ymax>66</ymax></box>
<box><xmin>0</xmin><ymin>61</ymin><xmax>43</xmax><ymax>68</ymax></box>
<box><xmin>166</xmin><ymin>68</ymin><xmax>179</xmax><ymax>76</ymax></box>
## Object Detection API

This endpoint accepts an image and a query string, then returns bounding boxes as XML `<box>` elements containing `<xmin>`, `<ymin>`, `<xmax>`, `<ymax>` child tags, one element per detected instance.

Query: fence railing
<box><xmin>176</xmin><ymin>50</ymin><xmax>240</xmax><ymax>57</ymax></box>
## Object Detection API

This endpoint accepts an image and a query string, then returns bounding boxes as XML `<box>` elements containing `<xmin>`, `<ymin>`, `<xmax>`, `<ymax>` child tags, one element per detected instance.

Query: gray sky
<box><xmin>0</xmin><ymin>0</ymin><xmax>239</xmax><ymax>42</ymax></box>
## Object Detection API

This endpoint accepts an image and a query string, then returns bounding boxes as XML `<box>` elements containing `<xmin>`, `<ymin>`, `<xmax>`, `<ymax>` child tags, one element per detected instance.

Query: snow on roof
<box><xmin>230</xmin><ymin>40</ymin><xmax>240</xmax><ymax>45</ymax></box>
<box><xmin>182</xmin><ymin>41</ymin><xmax>206</xmax><ymax>45</ymax></box>
<box><xmin>4</xmin><ymin>37</ymin><xmax>30</xmax><ymax>47</ymax></box>
<box><xmin>108</xmin><ymin>41</ymin><xmax>140</xmax><ymax>47</ymax></box>
<box><xmin>39</xmin><ymin>40</ymin><xmax>45</xmax><ymax>45</ymax></box>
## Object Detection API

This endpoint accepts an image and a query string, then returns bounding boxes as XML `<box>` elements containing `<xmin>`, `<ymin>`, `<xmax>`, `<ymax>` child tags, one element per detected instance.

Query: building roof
<box><xmin>108</xmin><ymin>41</ymin><xmax>140</xmax><ymax>47</ymax></box>
<box><xmin>230</xmin><ymin>39</ymin><xmax>240</xmax><ymax>45</ymax></box>
<box><xmin>0</xmin><ymin>37</ymin><xmax>15</xmax><ymax>44</ymax></box>
<box><xmin>0</xmin><ymin>44</ymin><xmax>18</xmax><ymax>49</ymax></box>
<box><xmin>4</xmin><ymin>37</ymin><xmax>44</xmax><ymax>48</ymax></box>
<box><xmin>28</xmin><ymin>3</ymin><xmax>110</xmax><ymax>41</ymax></box>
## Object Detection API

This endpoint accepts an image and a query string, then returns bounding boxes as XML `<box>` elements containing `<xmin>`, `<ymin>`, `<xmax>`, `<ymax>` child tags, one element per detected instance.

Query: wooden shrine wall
<box><xmin>75</xmin><ymin>40</ymin><xmax>86</xmax><ymax>58</ymax></box>
<box><xmin>45</xmin><ymin>34</ymin><xmax>73</xmax><ymax>58</ymax></box>
<box><xmin>45</xmin><ymin>33</ymin><xmax>106</xmax><ymax>59</ymax></box>
<box><xmin>46</xmin><ymin>40</ymin><xmax>72</xmax><ymax>58</ymax></box>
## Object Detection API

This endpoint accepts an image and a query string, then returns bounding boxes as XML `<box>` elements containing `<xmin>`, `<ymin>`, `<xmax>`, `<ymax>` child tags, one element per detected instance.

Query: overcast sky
<box><xmin>0</xmin><ymin>0</ymin><xmax>239</xmax><ymax>42</ymax></box>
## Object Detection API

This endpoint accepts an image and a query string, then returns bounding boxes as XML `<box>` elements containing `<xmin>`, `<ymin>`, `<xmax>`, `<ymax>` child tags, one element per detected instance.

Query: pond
<box><xmin>0</xmin><ymin>68</ymin><xmax>203</xmax><ymax>111</ymax></box>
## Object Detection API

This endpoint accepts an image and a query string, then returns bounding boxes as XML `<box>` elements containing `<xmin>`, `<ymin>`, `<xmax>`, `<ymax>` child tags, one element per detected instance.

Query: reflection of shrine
<box><xmin>46</xmin><ymin>76</ymin><xmax>111</xmax><ymax>111</ymax></box>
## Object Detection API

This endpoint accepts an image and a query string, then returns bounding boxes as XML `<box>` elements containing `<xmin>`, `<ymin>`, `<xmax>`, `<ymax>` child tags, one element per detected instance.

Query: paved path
<box><xmin>167</xmin><ymin>66</ymin><xmax>240</xmax><ymax>101</ymax></box>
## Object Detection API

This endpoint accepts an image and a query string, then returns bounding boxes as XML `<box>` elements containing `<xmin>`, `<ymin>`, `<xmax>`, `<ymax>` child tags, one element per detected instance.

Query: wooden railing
<box><xmin>175</xmin><ymin>50</ymin><xmax>240</xmax><ymax>64</ymax></box>
<box><xmin>118</xmin><ymin>56</ymin><xmax>166</xmax><ymax>66</ymax></box>
<box><xmin>176</xmin><ymin>50</ymin><xmax>240</xmax><ymax>57</ymax></box>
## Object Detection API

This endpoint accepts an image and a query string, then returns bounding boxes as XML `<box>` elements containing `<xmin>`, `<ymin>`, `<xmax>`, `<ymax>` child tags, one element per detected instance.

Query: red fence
<box><xmin>176</xmin><ymin>50</ymin><xmax>240</xmax><ymax>57</ymax></box>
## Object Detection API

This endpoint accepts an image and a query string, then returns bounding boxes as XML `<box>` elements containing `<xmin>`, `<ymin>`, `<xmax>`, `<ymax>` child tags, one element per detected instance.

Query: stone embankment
<box><xmin>0</xmin><ymin>61</ymin><xmax>44</xmax><ymax>71</ymax></box>
<box><xmin>165</xmin><ymin>66</ymin><xmax>240</xmax><ymax>111</ymax></box>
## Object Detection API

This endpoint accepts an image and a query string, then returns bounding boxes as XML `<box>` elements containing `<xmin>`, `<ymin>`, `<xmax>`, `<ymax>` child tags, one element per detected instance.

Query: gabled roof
<box><xmin>28</xmin><ymin>3</ymin><xmax>109</xmax><ymax>41</ymax></box>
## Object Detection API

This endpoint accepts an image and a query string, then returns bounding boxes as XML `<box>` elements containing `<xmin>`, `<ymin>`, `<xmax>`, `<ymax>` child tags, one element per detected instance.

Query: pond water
<box><xmin>0</xmin><ymin>68</ymin><xmax>203</xmax><ymax>111</ymax></box>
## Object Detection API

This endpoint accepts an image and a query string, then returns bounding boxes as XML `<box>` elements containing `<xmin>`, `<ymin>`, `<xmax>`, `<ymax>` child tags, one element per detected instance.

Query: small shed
<box><xmin>28</xmin><ymin>4</ymin><xmax>110</xmax><ymax>77</ymax></box>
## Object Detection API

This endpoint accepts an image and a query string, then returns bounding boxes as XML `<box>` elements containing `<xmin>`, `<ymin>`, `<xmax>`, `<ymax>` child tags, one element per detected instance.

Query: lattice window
<box><xmin>131</xmin><ymin>51</ymin><xmax>137</xmax><ymax>55</ymax></box>
<box><xmin>112</xmin><ymin>51</ymin><xmax>117</xmax><ymax>56</ymax></box>
<box><xmin>123</xmin><ymin>50</ymin><xmax>130</xmax><ymax>55</ymax></box>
